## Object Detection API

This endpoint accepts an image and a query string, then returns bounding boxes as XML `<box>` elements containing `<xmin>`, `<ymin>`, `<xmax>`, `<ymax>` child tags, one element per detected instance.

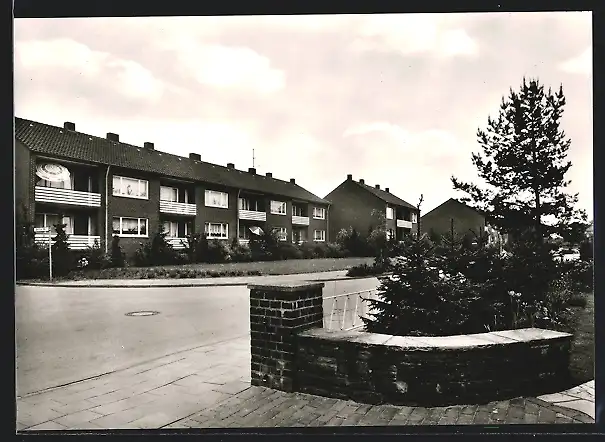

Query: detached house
<box><xmin>420</xmin><ymin>198</ymin><xmax>505</xmax><ymax>245</ymax></box>
<box><xmin>15</xmin><ymin>118</ymin><xmax>330</xmax><ymax>258</ymax></box>
<box><xmin>324</xmin><ymin>174</ymin><xmax>419</xmax><ymax>241</ymax></box>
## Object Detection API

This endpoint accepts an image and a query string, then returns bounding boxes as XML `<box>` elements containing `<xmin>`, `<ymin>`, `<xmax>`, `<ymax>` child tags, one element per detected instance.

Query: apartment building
<box><xmin>15</xmin><ymin>118</ymin><xmax>330</xmax><ymax>257</ymax></box>
<box><xmin>324</xmin><ymin>174</ymin><xmax>419</xmax><ymax>241</ymax></box>
<box><xmin>420</xmin><ymin>198</ymin><xmax>505</xmax><ymax>245</ymax></box>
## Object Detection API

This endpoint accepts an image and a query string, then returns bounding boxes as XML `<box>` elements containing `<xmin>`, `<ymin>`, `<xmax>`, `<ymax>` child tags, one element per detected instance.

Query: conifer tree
<box><xmin>451</xmin><ymin>78</ymin><xmax>588</xmax><ymax>244</ymax></box>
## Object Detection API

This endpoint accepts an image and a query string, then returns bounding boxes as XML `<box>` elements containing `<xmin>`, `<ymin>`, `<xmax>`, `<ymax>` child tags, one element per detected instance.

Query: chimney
<box><xmin>347</xmin><ymin>174</ymin><xmax>352</xmax><ymax>180</ymax></box>
<box><xmin>227</xmin><ymin>163</ymin><xmax>235</xmax><ymax>169</ymax></box>
<box><xmin>248</xmin><ymin>167</ymin><xmax>256</xmax><ymax>174</ymax></box>
<box><xmin>375</xmin><ymin>184</ymin><xmax>380</xmax><ymax>190</ymax></box>
<box><xmin>63</xmin><ymin>122</ymin><xmax>75</xmax><ymax>131</ymax></box>
<box><xmin>106</xmin><ymin>132</ymin><xmax>119</xmax><ymax>142</ymax></box>
<box><xmin>290</xmin><ymin>178</ymin><xmax>296</xmax><ymax>184</ymax></box>
<box><xmin>189</xmin><ymin>153</ymin><xmax>201</xmax><ymax>161</ymax></box>
<box><xmin>359</xmin><ymin>179</ymin><xmax>365</xmax><ymax>184</ymax></box>
<box><xmin>144</xmin><ymin>142</ymin><xmax>154</xmax><ymax>150</ymax></box>
<box><xmin>266</xmin><ymin>172</ymin><xmax>272</xmax><ymax>178</ymax></box>
<box><xmin>385</xmin><ymin>187</ymin><xmax>390</xmax><ymax>193</ymax></box>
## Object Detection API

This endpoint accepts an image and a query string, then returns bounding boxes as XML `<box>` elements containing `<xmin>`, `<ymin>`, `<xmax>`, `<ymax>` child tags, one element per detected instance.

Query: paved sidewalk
<box><xmin>16</xmin><ymin>270</ymin><xmax>368</xmax><ymax>288</ymax></box>
<box><xmin>17</xmin><ymin>336</ymin><xmax>595</xmax><ymax>431</ymax></box>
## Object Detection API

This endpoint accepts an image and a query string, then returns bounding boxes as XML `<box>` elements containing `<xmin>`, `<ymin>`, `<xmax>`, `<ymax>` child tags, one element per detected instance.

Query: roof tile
<box><xmin>15</xmin><ymin>118</ymin><xmax>328</xmax><ymax>204</ymax></box>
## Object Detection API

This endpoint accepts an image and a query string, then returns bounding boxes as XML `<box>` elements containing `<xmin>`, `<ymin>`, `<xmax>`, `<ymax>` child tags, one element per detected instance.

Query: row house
<box><xmin>14</xmin><ymin>118</ymin><xmax>330</xmax><ymax>258</ymax></box>
<box><xmin>420</xmin><ymin>198</ymin><xmax>507</xmax><ymax>245</ymax></box>
<box><xmin>324</xmin><ymin>174</ymin><xmax>419</xmax><ymax>241</ymax></box>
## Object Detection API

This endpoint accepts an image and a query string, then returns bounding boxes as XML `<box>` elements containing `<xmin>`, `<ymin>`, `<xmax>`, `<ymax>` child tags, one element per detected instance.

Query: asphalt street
<box><xmin>16</xmin><ymin>278</ymin><xmax>379</xmax><ymax>396</ymax></box>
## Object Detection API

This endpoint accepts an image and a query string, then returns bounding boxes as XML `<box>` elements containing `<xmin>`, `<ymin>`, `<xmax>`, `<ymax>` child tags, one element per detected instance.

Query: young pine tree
<box><xmin>362</xmin><ymin>235</ymin><xmax>487</xmax><ymax>337</ymax></box>
<box><xmin>51</xmin><ymin>223</ymin><xmax>73</xmax><ymax>277</ymax></box>
<box><xmin>451</xmin><ymin>77</ymin><xmax>588</xmax><ymax>244</ymax></box>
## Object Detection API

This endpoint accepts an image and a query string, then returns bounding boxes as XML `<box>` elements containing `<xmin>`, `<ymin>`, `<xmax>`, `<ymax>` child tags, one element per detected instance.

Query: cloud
<box><xmin>350</xmin><ymin>14</ymin><xmax>478</xmax><ymax>58</ymax></box>
<box><xmin>163</xmin><ymin>40</ymin><xmax>286</xmax><ymax>95</ymax></box>
<box><xmin>15</xmin><ymin>38</ymin><xmax>165</xmax><ymax>101</ymax></box>
<box><xmin>559</xmin><ymin>47</ymin><xmax>591</xmax><ymax>75</ymax></box>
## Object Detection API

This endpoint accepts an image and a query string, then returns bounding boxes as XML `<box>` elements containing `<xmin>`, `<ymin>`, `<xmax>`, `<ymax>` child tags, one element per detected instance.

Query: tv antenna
<box><xmin>253</xmin><ymin>149</ymin><xmax>255</xmax><ymax>168</ymax></box>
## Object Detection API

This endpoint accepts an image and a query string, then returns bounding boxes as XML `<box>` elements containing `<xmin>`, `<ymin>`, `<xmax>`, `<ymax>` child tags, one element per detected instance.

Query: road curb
<box><xmin>15</xmin><ymin>274</ymin><xmax>382</xmax><ymax>289</ymax></box>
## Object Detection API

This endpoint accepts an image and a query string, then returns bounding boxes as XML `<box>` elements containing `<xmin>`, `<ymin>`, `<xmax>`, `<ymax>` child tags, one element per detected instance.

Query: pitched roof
<box><xmin>353</xmin><ymin>181</ymin><xmax>417</xmax><ymax>209</ymax></box>
<box><xmin>15</xmin><ymin>117</ymin><xmax>328</xmax><ymax>204</ymax></box>
<box><xmin>421</xmin><ymin>198</ymin><xmax>486</xmax><ymax>218</ymax></box>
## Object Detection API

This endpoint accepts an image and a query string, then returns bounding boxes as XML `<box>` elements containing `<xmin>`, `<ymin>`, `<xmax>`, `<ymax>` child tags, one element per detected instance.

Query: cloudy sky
<box><xmin>13</xmin><ymin>12</ymin><xmax>593</xmax><ymax>217</ymax></box>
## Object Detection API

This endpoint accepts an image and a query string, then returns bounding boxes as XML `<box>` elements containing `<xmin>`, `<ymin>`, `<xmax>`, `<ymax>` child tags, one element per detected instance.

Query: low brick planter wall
<box><xmin>296</xmin><ymin>328</ymin><xmax>573</xmax><ymax>406</ymax></box>
<box><xmin>248</xmin><ymin>282</ymin><xmax>573</xmax><ymax>407</ymax></box>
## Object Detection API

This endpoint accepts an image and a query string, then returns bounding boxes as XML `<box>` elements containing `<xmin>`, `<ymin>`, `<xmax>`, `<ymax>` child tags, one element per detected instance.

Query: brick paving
<box><xmin>17</xmin><ymin>336</ymin><xmax>595</xmax><ymax>431</ymax></box>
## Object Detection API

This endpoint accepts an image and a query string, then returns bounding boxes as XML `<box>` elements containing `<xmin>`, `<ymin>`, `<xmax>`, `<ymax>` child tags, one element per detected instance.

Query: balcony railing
<box><xmin>159</xmin><ymin>200</ymin><xmax>197</xmax><ymax>216</ymax></box>
<box><xmin>35</xmin><ymin>186</ymin><xmax>101</xmax><ymax>208</ymax></box>
<box><xmin>292</xmin><ymin>215</ymin><xmax>310</xmax><ymax>226</ymax></box>
<box><xmin>396</xmin><ymin>219</ymin><xmax>413</xmax><ymax>229</ymax></box>
<box><xmin>166</xmin><ymin>237</ymin><xmax>188</xmax><ymax>249</ymax></box>
<box><xmin>239</xmin><ymin>209</ymin><xmax>267</xmax><ymax>222</ymax></box>
<box><xmin>34</xmin><ymin>234</ymin><xmax>101</xmax><ymax>250</ymax></box>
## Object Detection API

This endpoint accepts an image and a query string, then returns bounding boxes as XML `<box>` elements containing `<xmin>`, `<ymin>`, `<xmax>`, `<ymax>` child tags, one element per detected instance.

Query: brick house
<box><xmin>324</xmin><ymin>174</ymin><xmax>419</xmax><ymax>242</ymax></box>
<box><xmin>15</xmin><ymin>118</ymin><xmax>330</xmax><ymax>259</ymax></box>
<box><xmin>420</xmin><ymin>198</ymin><xmax>505</xmax><ymax>245</ymax></box>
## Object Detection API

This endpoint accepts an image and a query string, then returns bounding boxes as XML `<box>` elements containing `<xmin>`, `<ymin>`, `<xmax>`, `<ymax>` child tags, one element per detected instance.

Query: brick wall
<box><xmin>295</xmin><ymin>328</ymin><xmax>573</xmax><ymax>407</ymax></box>
<box><xmin>248</xmin><ymin>282</ymin><xmax>325</xmax><ymax>392</ymax></box>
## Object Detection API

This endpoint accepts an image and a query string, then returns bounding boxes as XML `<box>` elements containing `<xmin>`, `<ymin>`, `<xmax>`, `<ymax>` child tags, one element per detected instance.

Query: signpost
<box><xmin>34</xmin><ymin>227</ymin><xmax>52</xmax><ymax>281</ymax></box>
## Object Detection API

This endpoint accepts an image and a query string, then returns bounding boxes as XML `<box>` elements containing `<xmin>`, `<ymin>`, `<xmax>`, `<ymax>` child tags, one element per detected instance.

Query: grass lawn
<box><xmin>565</xmin><ymin>291</ymin><xmax>595</xmax><ymax>386</ymax></box>
<box><xmin>24</xmin><ymin>257</ymin><xmax>376</xmax><ymax>281</ymax></box>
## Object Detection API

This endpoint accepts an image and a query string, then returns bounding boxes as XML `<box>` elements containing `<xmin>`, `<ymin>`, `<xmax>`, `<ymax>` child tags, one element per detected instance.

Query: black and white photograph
<box><xmin>14</xmin><ymin>10</ymin><xmax>595</xmax><ymax>431</ymax></box>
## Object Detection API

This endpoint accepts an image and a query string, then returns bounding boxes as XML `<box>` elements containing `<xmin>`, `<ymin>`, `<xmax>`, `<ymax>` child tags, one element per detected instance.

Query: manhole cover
<box><xmin>125</xmin><ymin>311</ymin><xmax>160</xmax><ymax>317</ymax></box>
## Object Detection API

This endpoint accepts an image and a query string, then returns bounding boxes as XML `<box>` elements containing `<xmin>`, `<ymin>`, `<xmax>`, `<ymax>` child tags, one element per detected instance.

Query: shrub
<box><xmin>205</xmin><ymin>240</ymin><xmax>231</xmax><ymax>263</ymax></box>
<box><xmin>230</xmin><ymin>241</ymin><xmax>253</xmax><ymax>262</ymax></box>
<box><xmin>77</xmin><ymin>239</ymin><xmax>112</xmax><ymax>270</ymax></box>
<box><xmin>336</xmin><ymin>227</ymin><xmax>371</xmax><ymax>257</ymax></box>
<box><xmin>278</xmin><ymin>242</ymin><xmax>304</xmax><ymax>260</ymax></box>
<box><xmin>133</xmin><ymin>225</ymin><xmax>178</xmax><ymax>266</ymax></box>
<box><xmin>110</xmin><ymin>235</ymin><xmax>126</xmax><ymax>268</ymax></box>
<box><xmin>362</xmin><ymin>234</ymin><xmax>489</xmax><ymax>337</ymax></box>
<box><xmin>558</xmin><ymin>259</ymin><xmax>593</xmax><ymax>292</ymax></box>
<box><xmin>16</xmin><ymin>220</ymin><xmax>50</xmax><ymax>280</ymax></box>
<box><xmin>299</xmin><ymin>241</ymin><xmax>318</xmax><ymax>259</ymax></box>
<box><xmin>346</xmin><ymin>263</ymin><xmax>388</xmax><ymax>277</ymax></box>
<box><xmin>249</xmin><ymin>229</ymin><xmax>281</xmax><ymax>261</ymax></box>
<box><xmin>324</xmin><ymin>242</ymin><xmax>346</xmax><ymax>258</ymax></box>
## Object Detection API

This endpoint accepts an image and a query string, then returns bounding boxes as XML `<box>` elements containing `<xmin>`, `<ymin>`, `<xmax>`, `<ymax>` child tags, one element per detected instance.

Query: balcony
<box><xmin>239</xmin><ymin>209</ymin><xmax>267</xmax><ymax>222</ymax></box>
<box><xmin>166</xmin><ymin>237</ymin><xmax>188</xmax><ymax>249</ymax></box>
<box><xmin>35</xmin><ymin>186</ymin><xmax>101</xmax><ymax>208</ymax></box>
<box><xmin>397</xmin><ymin>219</ymin><xmax>413</xmax><ymax>229</ymax></box>
<box><xmin>292</xmin><ymin>216</ymin><xmax>310</xmax><ymax>226</ymax></box>
<box><xmin>159</xmin><ymin>200</ymin><xmax>197</xmax><ymax>216</ymax></box>
<box><xmin>34</xmin><ymin>234</ymin><xmax>101</xmax><ymax>250</ymax></box>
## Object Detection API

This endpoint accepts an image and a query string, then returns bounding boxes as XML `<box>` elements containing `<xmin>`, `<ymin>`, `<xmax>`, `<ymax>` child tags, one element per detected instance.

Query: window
<box><xmin>386</xmin><ymin>207</ymin><xmax>394</xmax><ymax>220</ymax></box>
<box><xmin>36</xmin><ymin>175</ymin><xmax>75</xmax><ymax>190</ymax></box>
<box><xmin>273</xmin><ymin>227</ymin><xmax>288</xmax><ymax>241</ymax></box>
<box><xmin>112</xmin><ymin>176</ymin><xmax>148</xmax><ymax>199</ymax></box>
<box><xmin>313</xmin><ymin>207</ymin><xmax>326</xmax><ymax>219</ymax></box>
<box><xmin>314</xmin><ymin>230</ymin><xmax>326</xmax><ymax>242</ymax></box>
<box><xmin>292</xmin><ymin>205</ymin><xmax>305</xmax><ymax>217</ymax></box>
<box><xmin>411</xmin><ymin>212</ymin><xmax>418</xmax><ymax>223</ymax></box>
<box><xmin>239</xmin><ymin>198</ymin><xmax>262</xmax><ymax>212</ymax></box>
<box><xmin>271</xmin><ymin>200</ymin><xmax>287</xmax><ymax>215</ymax></box>
<box><xmin>292</xmin><ymin>228</ymin><xmax>307</xmax><ymax>243</ymax></box>
<box><xmin>387</xmin><ymin>229</ymin><xmax>395</xmax><ymax>240</ymax></box>
<box><xmin>163</xmin><ymin>221</ymin><xmax>178</xmax><ymax>237</ymax></box>
<box><xmin>35</xmin><ymin>213</ymin><xmax>73</xmax><ymax>235</ymax></box>
<box><xmin>160</xmin><ymin>186</ymin><xmax>178</xmax><ymax>202</ymax></box>
<box><xmin>205</xmin><ymin>190</ymin><xmax>229</xmax><ymax>208</ymax></box>
<box><xmin>205</xmin><ymin>222</ymin><xmax>229</xmax><ymax>239</ymax></box>
<box><xmin>112</xmin><ymin>217</ymin><xmax>148</xmax><ymax>236</ymax></box>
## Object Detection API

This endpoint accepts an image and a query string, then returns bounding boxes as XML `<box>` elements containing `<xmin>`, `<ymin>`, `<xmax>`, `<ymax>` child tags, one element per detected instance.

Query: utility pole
<box><xmin>416</xmin><ymin>194</ymin><xmax>424</xmax><ymax>238</ymax></box>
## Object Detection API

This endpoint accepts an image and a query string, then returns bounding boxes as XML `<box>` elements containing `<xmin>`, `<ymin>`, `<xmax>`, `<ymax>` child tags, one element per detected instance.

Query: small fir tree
<box><xmin>51</xmin><ymin>223</ymin><xmax>73</xmax><ymax>277</ymax></box>
<box><xmin>110</xmin><ymin>235</ymin><xmax>125</xmax><ymax>267</ymax></box>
